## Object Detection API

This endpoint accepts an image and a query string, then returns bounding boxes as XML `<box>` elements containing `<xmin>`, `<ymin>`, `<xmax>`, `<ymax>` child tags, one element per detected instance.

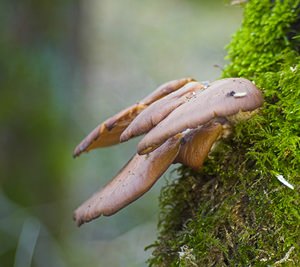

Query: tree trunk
<box><xmin>147</xmin><ymin>0</ymin><xmax>300</xmax><ymax>266</ymax></box>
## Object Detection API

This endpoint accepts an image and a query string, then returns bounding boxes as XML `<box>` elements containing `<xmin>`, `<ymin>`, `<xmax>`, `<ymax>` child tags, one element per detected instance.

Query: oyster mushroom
<box><xmin>73</xmin><ymin>77</ymin><xmax>263</xmax><ymax>226</ymax></box>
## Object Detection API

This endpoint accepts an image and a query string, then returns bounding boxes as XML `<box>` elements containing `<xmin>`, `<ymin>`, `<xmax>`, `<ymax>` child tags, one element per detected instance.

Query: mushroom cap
<box><xmin>73</xmin><ymin>134</ymin><xmax>182</xmax><ymax>226</ymax></box>
<box><xmin>120</xmin><ymin>81</ymin><xmax>205</xmax><ymax>142</ymax></box>
<box><xmin>137</xmin><ymin>78</ymin><xmax>263</xmax><ymax>154</ymax></box>
<box><xmin>73</xmin><ymin>77</ymin><xmax>194</xmax><ymax>157</ymax></box>
<box><xmin>73</xmin><ymin>103</ymin><xmax>146</xmax><ymax>157</ymax></box>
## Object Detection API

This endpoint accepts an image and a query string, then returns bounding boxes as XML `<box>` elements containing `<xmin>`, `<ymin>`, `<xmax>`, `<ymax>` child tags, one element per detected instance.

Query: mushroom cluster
<box><xmin>73</xmin><ymin>77</ymin><xmax>263</xmax><ymax>226</ymax></box>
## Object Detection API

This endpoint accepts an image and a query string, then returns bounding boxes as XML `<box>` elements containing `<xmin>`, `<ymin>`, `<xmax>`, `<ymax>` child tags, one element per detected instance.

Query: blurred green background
<box><xmin>0</xmin><ymin>0</ymin><xmax>242</xmax><ymax>266</ymax></box>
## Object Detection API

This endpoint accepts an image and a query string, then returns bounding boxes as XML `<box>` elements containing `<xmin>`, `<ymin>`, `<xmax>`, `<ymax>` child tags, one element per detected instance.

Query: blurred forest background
<box><xmin>0</xmin><ymin>0</ymin><xmax>242</xmax><ymax>266</ymax></box>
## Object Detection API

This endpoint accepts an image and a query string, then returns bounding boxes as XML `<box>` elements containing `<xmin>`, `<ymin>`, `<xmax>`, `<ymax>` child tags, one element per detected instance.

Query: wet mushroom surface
<box><xmin>73</xmin><ymin>77</ymin><xmax>264</xmax><ymax>226</ymax></box>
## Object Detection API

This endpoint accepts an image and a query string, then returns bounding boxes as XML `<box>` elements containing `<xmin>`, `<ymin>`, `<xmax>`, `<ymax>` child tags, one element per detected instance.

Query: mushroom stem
<box><xmin>175</xmin><ymin>120</ymin><xmax>228</xmax><ymax>169</ymax></box>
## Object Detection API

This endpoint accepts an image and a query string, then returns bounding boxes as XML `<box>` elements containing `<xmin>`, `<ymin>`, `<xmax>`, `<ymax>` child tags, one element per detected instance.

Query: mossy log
<box><xmin>147</xmin><ymin>0</ymin><xmax>300</xmax><ymax>266</ymax></box>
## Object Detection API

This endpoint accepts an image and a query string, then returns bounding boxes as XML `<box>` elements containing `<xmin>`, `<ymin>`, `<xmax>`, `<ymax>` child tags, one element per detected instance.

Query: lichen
<box><xmin>147</xmin><ymin>0</ymin><xmax>300</xmax><ymax>266</ymax></box>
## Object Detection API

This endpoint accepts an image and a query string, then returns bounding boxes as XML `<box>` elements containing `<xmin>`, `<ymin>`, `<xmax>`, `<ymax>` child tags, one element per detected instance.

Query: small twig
<box><xmin>274</xmin><ymin>246</ymin><xmax>295</xmax><ymax>265</ymax></box>
<box><xmin>276</xmin><ymin>174</ymin><xmax>294</xmax><ymax>190</ymax></box>
<box><xmin>231</xmin><ymin>0</ymin><xmax>248</xmax><ymax>5</ymax></box>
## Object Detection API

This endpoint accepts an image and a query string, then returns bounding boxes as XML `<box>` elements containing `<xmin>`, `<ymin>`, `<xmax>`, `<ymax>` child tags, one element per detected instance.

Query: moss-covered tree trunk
<box><xmin>148</xmin><ymin>0</ymin><xmax>300</xmax><ymax>266</ymax></box>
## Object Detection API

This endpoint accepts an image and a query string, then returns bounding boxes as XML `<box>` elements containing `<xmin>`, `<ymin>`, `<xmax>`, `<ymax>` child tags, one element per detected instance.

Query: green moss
<box><xmin>147</xmin><ymin>0</ymin><xmax>300</xmax><ymax>266</ymax></box>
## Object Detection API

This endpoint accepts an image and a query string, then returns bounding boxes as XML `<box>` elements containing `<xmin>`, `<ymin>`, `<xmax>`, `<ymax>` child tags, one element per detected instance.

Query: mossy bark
<box><xmin>147</xmin><ymin>0</ymin><xmax>300</xmax><ymax>266</ymax></box>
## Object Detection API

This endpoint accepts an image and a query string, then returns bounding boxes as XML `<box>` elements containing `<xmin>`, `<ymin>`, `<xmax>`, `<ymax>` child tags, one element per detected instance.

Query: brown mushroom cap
<box><xmin>73</xmin><ymin>103</ymin><xmax>146</xmax><ymax>157</ymax></box>
<box><xmin>120</xmin><ymin>81</ymin><xmax>205</xmax><ymax>142</ymax></box>
<box><xmin>73</xmin><ymin>78</ymin><xmax>194</xmax><ymax>157</ymax></box>
<box><xmin>73</xmin><ymin>134</ymin><xmax>182</xmax><ymax>226</ymax></box>
<box><xmin>137</xmin><ymin>78</ymin><xmax>263</xmax><ymax>155</ymax></box>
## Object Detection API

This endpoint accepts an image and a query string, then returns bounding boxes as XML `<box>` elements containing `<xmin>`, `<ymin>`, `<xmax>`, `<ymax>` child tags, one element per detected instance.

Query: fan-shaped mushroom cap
<box><xmin>73</xmin><ymin>103</ymin><xmax>146</xmax><ymax>157</ymax></box>
<box><xmin>120</xmin><ymin>81</ymin><xmax>205</xmax><ymax>142</ymax></box>
<box><xmin>73</xmin><ymin>134</ymin><xmax>182</xmax><ymax>226</ymax></box>
<box><xmin>137</xmin><ymin>78</ymin><xmax>263</xmax><ymax>155</ymax></box>
<box><xmin>73</xmin><ymin>78</ymin><xmax>194</xmax><ymax>157</ymax></box>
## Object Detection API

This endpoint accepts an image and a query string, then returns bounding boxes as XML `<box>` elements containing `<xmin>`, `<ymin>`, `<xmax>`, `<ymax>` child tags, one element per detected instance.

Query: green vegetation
<box><xmin>147</xmin><ymin>0</ymin><xmax>300</xmax><ymax>265</ymax></box>
<box><xmin>0</xmin><ymin>1</ymin><xmax>79</xmax><ymax>265</ymax></box>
